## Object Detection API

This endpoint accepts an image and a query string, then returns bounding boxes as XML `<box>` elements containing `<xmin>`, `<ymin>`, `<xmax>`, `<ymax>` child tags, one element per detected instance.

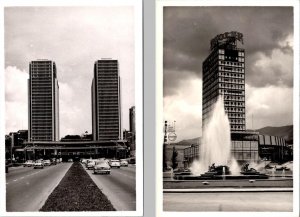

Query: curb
<box><xmin>164</xmin><ymin>187</ymin><xmax>293</xmax><ymax>193</ymax></box>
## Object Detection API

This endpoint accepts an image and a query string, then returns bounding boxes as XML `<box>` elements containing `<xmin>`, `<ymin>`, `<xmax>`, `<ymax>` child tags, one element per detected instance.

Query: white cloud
<box><xmin>163</xmin><ymin>79</ymin><xmax>293</xmax><ymax>141</ymax></box>
<box><xmin>5</xmin><ymin>66</ymin><xmax>28</xmax><ymax>133</ymax></box>
<box><xmin>279</xmin><ymin>33</ymin><xmax>293</xmax><ymax>48</ymax></box>
<box><xmin>164</xmin><ymin>77</ymin><xmax>202</xmax><ymax>141</ymax></box>
<box><xmin>246</xmin><ymin>85</ymin><xmax>293</xmax><ymax>129</ymax></box>
<box><xmin>5</xmin><ymin>7</ymin><xmax>135</xmax><ymax>137</ymax></box>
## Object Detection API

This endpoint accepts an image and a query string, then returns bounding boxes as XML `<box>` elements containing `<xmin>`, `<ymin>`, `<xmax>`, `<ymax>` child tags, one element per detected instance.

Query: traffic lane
<box><xmin>6</xmin><ymin>164</ymin><xmax>59</xmax><ymax>184</ymax></box>
<box><xmin>85</xmin><ymin>165</ymin><xmax>136</xmax><ymax>211</ymax></box>
<box><xmin>6</xmin><ymin>166</ymin><xmax>36</xmax><ymax>183</ymax></box>
<box><xmin>6</xmin><ymin>163</ymin><xmax>72</xmax><ymax>212</ymax></box>
<box><xmin>164</xmin><ymin>192</ymin><xmax>293</xmax><ymax>211</ymax></box>
<box><xmin>113</xmin><ymin>166</ymin><xmax>136</xmax><ymax>176</ymax></box>
<box><xmin>119</xmin><ymin>165</ymin><xmax>136</xmax><ymax>173</ymax></box>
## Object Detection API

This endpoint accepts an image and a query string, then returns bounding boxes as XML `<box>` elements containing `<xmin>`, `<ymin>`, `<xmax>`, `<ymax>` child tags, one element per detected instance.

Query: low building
<box><xmin>183</xmin><ymin>144</ymin><xmax>199</xmax><ymax>168</ymax></box>
<box><xmin>183</xmin><ymin>132</ymin><xmax>292</xmax><ymax>167</ymax></box>
<box><xmin>123</xmin><ymin>129</ymin><xmax>135</xmax><ymax>157</ymax></box>
<box><xmin>23</xmin><ymin>140</ymin><xmax>129</xmax><ymax>161</ymax></box>
<box><xmin>258</xmin><ymin>134</ymin><xmax>292</xmax><ymax>162</ymax></box>
<box><xmin>231</xmin><ymin>131</ymin><xmax>259</xmax><ymax>162</ymax></box>
<box><xmin>5</xmin><ymin>130</ymin><xmax>28</xmax><ymax>163</ymax></box>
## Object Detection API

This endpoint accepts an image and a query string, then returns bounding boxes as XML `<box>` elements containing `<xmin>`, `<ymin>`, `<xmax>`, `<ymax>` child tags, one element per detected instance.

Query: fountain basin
<box><xmin>164</xmin><ymin>178</ymin><xmax>293</xmax><ymax>189</ymax></box>
<box><xmin>173</xmin><ymin>173</ymin><xmax>269</xmax><ymax>180</ymax></box>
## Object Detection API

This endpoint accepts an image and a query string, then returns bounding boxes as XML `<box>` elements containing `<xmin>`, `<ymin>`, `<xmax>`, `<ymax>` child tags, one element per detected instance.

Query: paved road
<box><xmin>164</xmin><ymin>192</ymin><xmax>293</xmax><ymax>211</ymax></box>
<box><xmin>85</xmin><ymin>164</ymin><xmax>136</xmax><ymax>211</ymax></box>
<box><xmin>6</xmin><ymin>163</ymin><xmax>72</xmax><ymax>212</ymax></box>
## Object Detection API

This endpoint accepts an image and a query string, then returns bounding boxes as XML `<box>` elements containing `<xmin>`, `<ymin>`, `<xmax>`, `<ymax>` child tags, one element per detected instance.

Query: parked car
<box><xmin>120</xmin><ymin>159</ymin><xmax>128</xmax><ymax>167</ymax></box>
<box><xmin>86</xmin><ymin>160</ymin><xmax>96</xmax><ymax>170</ymax></box>
<box><xmin>81</xmin><ymin>159</ymin><xmax>88</xmax><ymax>165</ymax></box>
<box><xmin>110</xmin><ymin>159</ymin><xmax>121</xmax><ymax>168</ymax></box>
<box><xmin>94</xmin><ymin>160</ymin><xmax>111</xmax><ymax>174</ymax></box>
<box><xmin>34</xmin><ymin>160</ymin><xmax>44</xmax><ymax>169</ymax></box>
<box><xmin>129</xmin><ymin>158</ymin><xmax>136</xmax><ymax>164</ymax></box>
<box><xmin>44</xmin><ymin>159</ymin><xmax>51</xmax><ymax>166</ymax></box>
<box><xmin>68</xmin><ymin>158</ymin><xmax>73</xmax><ymax>162</ymax></box>
<box><xmin>23</xmin><ymin>160</ymin><xmax>34</xmax><ymax>167</ymax></box>
<box><xmin>51</xmin><ymin>158</ymin><xmax>57</xmax><ymax>165</ymax></box>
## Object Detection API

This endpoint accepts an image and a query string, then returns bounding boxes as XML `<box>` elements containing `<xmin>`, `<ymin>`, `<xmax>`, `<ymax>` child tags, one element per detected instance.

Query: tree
<box><xmin>171</xmin><ymin>146</ymin><xmax>178</xmax><ymax>170</ymax></box>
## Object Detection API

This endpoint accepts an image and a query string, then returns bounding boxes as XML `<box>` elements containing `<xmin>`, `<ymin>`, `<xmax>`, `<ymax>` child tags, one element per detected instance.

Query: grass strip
<box><xmin>40</xmin><ymin>162</ymin><xmax>115</xmax><ymax>211</ymax></box>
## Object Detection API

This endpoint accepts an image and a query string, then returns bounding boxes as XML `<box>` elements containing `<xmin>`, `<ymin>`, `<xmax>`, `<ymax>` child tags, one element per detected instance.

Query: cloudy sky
<box><xmin>5</xmin><ymin>7</ymin><xmax>135</xmax><ymax>137</ymax></box>
<box><xmin>163</xmin><ymin>7</ymin><xmax>294</xmax><ymax>141</ymax></box>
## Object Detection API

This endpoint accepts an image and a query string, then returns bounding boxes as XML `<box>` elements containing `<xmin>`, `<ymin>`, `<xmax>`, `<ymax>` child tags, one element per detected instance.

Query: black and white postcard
<box><xmin>156</xmin><ymin>0</ymin><xmax>299</xmax><ymax>216</ymax></box>
<box><xmin>1</xmin><ymin>0</ymin><xmax>143</xmax><ymax>216</ymax></box>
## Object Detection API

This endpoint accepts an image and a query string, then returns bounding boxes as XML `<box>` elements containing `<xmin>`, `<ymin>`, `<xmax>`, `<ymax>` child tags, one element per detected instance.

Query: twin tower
<box><xmin>28</xmin><ymin>59</ymin><xmax>121</xmax><ymax>142</ymax></box>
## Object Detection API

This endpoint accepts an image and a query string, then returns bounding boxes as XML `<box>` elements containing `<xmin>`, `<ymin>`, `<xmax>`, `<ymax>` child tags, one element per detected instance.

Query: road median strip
<box><xmin>40</xmin><ymin>162</ymin><xmax>115</xmax><ymax>211</ymax></box>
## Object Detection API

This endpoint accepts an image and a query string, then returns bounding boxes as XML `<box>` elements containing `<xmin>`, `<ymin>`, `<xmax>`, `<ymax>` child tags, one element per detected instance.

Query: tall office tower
<box><xmin>28</xmin><ymin>60</ymin><xmax>59</xmax><ymax>141</ymax></box>
<box><xmin>129</xmin><ymin>106</ymin><xmax>135</xmax><ymax>133</ymax></box>
<box><xmin>202</xmin><ymin>31</ymin><xmax>246</xmax><ymax>132</ymax></box>
<box><xmin>129</xmin><ymin>106</ymin><xmax>136</xmax><ymax>153</ymax></box>
<box><xmin>92</xmin><ymin>59</ymin><xmax>121</xmax><ymax>141</ymax></box>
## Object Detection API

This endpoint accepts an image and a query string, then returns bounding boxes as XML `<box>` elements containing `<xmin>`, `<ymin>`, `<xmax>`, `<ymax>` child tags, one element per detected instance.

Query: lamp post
<box><xmin>163</xmin><ymin>121</ymin><xmax>168</xmax><ymax>172</ymax></box>
<box><xmin>9</xmin><ymin>133</ymin><xmax>16</xmax><ymax>165</ymax></box>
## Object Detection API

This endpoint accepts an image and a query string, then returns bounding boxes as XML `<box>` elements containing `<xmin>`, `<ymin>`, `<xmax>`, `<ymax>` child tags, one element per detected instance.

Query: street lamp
<box><xmin>9</xmin><ymin>133</ymin><xmax>15</xmax><ymax>165</ymax></box>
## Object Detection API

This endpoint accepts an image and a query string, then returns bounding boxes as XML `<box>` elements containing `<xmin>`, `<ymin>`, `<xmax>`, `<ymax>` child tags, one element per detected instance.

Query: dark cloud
<box><xmin>163</xmin><ymin>6</ymin><xmax>293</xmax><ymax>96</ymax></box>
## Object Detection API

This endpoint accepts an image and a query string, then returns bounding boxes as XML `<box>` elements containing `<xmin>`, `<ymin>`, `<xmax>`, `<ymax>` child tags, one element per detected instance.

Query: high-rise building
<box><xmin>129</xmin><ymin>106</ymin><xmax>136</xmax><ymax>155</ymax></box>
<box><xmin>92</xmin><ymin>59</ymin><xmax>121</xmax><ymax>141</ymax></box>
<box><xmin>28</xmin><ymin>60</ymin><xmax>59</xmax><ymax>141</ymax></box>
<box><xmin>202</xmin><ymin>31</ymin><xmax>246</xmax><ymax>132</ymax></box>
<box><xmin>129</xmin><ymin>106</ymin><xmax>135</xmax><ymax>133</ymax></box>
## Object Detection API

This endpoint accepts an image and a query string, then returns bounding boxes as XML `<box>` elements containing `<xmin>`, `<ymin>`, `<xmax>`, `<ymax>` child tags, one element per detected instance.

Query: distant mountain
<box><xmin>175</xmin><ymin>137</ymin><xmax>201</xmax><ymax>146</ymax></box>
<box><xmin>256</xmin><ymin>125</ymin><xmax>293</xmax><ymax>144</ymax></box>
<box><xmin>175</xmin><ymin>125</ymin><xmax>293</xmax><ymax>146</ymax></box>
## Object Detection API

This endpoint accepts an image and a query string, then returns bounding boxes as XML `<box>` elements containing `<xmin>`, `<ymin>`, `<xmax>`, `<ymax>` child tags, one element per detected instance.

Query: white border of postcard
<box><xmin>0</xmin><ymin>0</ymin><xmax>143</xmax><ymax>216</ymax></box>
<box><xmin>156</xmin><ymin>0</ymin><xmax>299</xmax><ymax>217</ymax></box>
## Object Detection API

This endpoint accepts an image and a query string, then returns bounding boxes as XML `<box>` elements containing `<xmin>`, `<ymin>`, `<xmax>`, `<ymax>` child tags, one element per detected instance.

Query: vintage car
<box><xmin>44</xmin><ymin>159</ymin><xmax>51</xmax><ymax>166</ymax></box>
<box><xmin>93</xmin><ymin>160</ymin><xmax>111</xmax><ymax>174</ymax></box>
<box><xmin>120</xmin><ymin>159</ymin><xmax>129</xmax><ymax>167</ymax></box>
<box><xmin>110</xmin><ymin>159</ymin><xmax>121</xmax><ymax>168</ymax></box>
<box><xmin>81</xmin><ymin>159</ymin><xmax>88</xmax><ymax>165</ymax></box>
<box><xmin>86</xmin><ymin>159</ymin><xmax>96</xmax><ymax>170</ymax></box>
<box><xmin>33</xmin><ymin>160</ymin><xmax>44</xmax><ymax>169</ymax></box>
<box><xmin>23</xmin><ymin>160</ymin><xmax>34</xmax><ymax>167</ymax></box>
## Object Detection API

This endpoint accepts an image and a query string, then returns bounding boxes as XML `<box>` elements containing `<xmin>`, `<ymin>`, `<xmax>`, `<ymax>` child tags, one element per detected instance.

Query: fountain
<box><xmin>190</xmin><ymin>95</ymin><xmax>232</xmax><ymax>175</ymax></box>
<box><xmin>282</xmin><ymin>169</ymin><xmax>285</xmax><ymax>178</ymax></box>
<box><xmin>173</xmin><ymin>96</ymin><xmax>268</xmax><ymax>180</ymax></box>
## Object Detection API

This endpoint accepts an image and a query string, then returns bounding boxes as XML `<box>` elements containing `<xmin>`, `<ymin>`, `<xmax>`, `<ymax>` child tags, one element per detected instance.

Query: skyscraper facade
<box><xmin>202</xmin><ymin>31</ymin><xmax>246</xmax><ymax>132</ymax></box>
<box><xmin>92</xmin><ymin>59</ymin><xmax>121</xmax><ymax>141</ymax></box>
<box><xmin>28</xmin><ymin>60</ymin><xmax>59</xmax><ymax>141</ymax></box>
<box><xmin>129</xmin><ymin>106</ymin><xmax>136</xmax><ymax>155</ymax></box>
<box><xmin>129</xmin><ymin>106</ymin><xmax>135</xmax><ymax>133</ymax></box>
